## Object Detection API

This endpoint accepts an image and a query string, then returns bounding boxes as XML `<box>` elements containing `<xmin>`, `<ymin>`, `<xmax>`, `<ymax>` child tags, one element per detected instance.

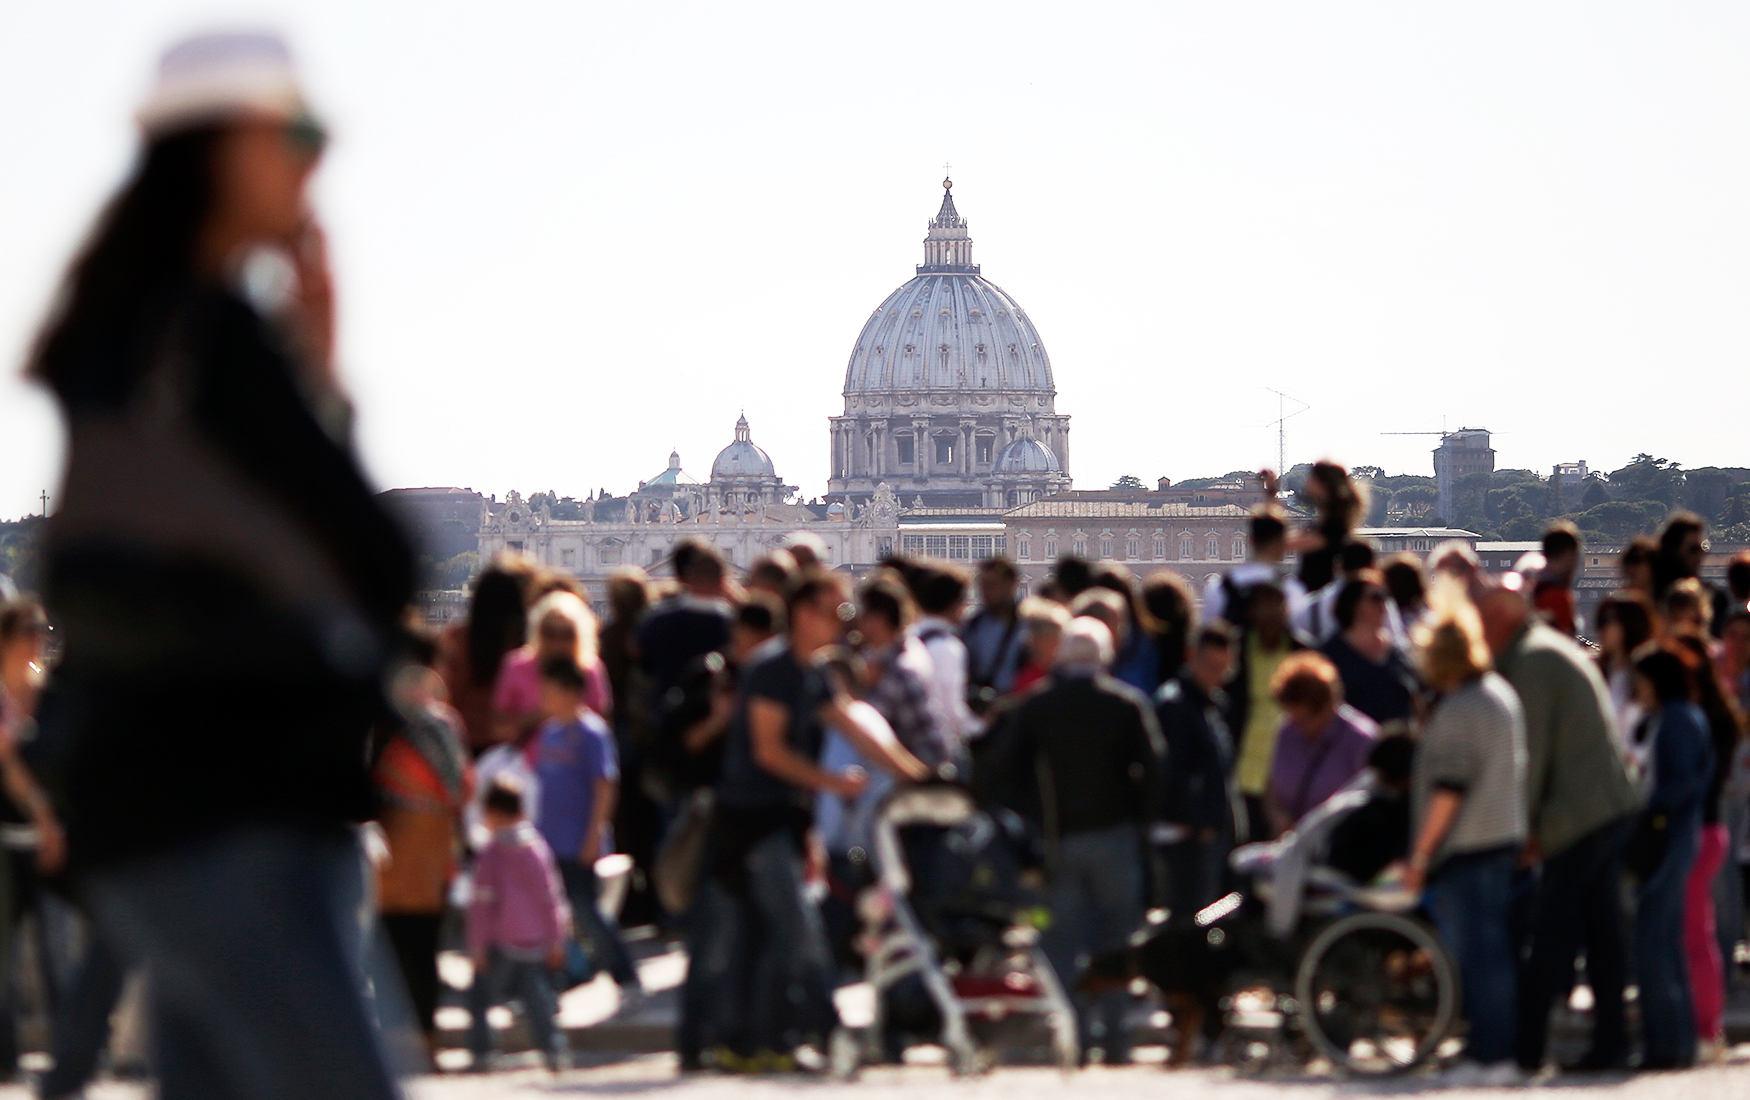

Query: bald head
<box><xmin>1476</xmin><ymin>584</ymin><xmax>1529</xmax><ymax>657</ymax></box>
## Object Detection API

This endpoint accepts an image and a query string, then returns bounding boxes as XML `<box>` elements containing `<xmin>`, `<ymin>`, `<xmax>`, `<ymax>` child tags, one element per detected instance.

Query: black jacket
<box><xmin>985</xmin><ymin>671</ymin><xmax>1165</xmax><ymax>838</ymax></box>
<box><xmin>39</xmin><ymin>286</ymin><xmax>415</xmax><ymax>866</ymax></box>
<box><xmin>1154</xmin><ymin>672</ymin><xmax>1234</xmax><ymax>833</ymax></box>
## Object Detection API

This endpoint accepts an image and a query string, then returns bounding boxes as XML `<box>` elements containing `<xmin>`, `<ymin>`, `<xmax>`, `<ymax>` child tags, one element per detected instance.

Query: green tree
<box><xmin>1500</xmin><ymin>516</ymin><xmax>1546</xmax><ymax>541</ymax></box>
<box><xmin>1542</xmin><ymin>477</ymin><xmax>1565</xmax><ymax>518</ymax></box>
<box><xmin>1109</xmin><ymin>474</ymin><xmax>1146</xmax><ymax>491</ymax></box>
<box><xmin>1573</xmin><ymin>500</ymin><xmax>1665</xmax><ymax>541</ymax></box>
<box><xmin>1282</xmin><ymin>463</ymin><xmax>1314</xmax><ymax>498</ymax></box>
<box><xmin>1485</xmin><ymin>485</ymin><xmax>1534</xmax><ymax>525</ymax></box>
<box><xmin>0</xmin><ymin>517</ymin><xmax>44</xmax><ymax>595</ymax></box>
<box><xmin>1451</xmin><ymin>472</ymin><xmax>1492</xmax><ymax>530</ymax></box>
<box><xmin>436</xmin><ymin>551</ymin><xmax>480</xmax><ymax>589</ymax></box>
<box><xmin>1685</xmin><ymin>468</ymin><xmax>1735</xmax><ymax>521</ymax></box>
<box><xmin>1607</xmin><ymin>455</ymin><xmax>1685</xmax><ymax>509</ymax></box>
<box><xmin>1722</xmin><ymin>483</ymin><xmax>1750</xmax><ymax>528</ymax></box>
<box><xmin>1580</xmin><ymin>479</ymin><xmax>1609</xmax><ymax>508</ymax></box>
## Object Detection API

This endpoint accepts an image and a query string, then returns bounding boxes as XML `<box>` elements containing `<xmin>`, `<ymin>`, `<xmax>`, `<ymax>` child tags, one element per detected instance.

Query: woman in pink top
<box><xmin>493</xmin><ymin>590</ymin><xmax>611</xmax><ymax>749</ymax></box>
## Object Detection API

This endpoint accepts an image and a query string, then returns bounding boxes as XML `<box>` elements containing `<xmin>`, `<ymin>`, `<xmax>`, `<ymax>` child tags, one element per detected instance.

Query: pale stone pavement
<box><xmin>10</xmin><ymin>1053</ymin><xmax>1750</xmax><ymax>1099</ymax></box>
<box><xmin>10</xmin><ymin>937</ymin><xmax>1750</xmax><ymax>1097</ymax></box>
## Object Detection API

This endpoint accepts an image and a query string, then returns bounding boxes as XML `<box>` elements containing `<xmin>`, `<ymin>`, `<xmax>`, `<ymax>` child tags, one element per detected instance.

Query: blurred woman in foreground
<box><xmin>27</xmin><ymin>32</ymin><xmax>412</xmax><ymax>1099</ymax></box>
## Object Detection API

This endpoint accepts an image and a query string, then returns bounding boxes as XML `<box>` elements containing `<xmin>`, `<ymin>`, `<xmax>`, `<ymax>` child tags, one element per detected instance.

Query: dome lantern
<box><xmin>918</xmin><ymin>176</ymin><xmax>978</xmax><ymax>275</ymax></box>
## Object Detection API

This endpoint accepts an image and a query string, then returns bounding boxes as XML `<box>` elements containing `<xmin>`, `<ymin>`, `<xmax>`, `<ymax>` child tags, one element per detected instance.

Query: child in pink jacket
<box><xmin>467</xmin><ymin>780</ymin><xmax>571</xmax><ymax>1070</ymax></box>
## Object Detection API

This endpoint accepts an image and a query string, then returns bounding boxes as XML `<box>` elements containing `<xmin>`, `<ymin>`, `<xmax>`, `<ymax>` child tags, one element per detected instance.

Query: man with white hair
<box><xmin>984</xmin><ymin>617</ymin><xmax>1165</xmax><ymax>1064</ymax></box>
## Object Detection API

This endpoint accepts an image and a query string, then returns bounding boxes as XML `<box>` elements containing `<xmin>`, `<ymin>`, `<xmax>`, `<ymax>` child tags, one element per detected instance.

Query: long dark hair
<box><xmin>1141</xmin><ymin>570</ymin><xmax>1194</xmax><ymax>684</ymax></box>
<box><xmin>27</xmin><ymin>126</ymin><xmax>222</xmax><ymax>407</ymax></box>
<box><xmin>1653</xmin><ymin>512</ymin><xmax>1706</xmax><ymax>596</ymax></box>
<box><xmin>1596</xmin><ymin>589</ymin><xmax>1656</xmax><ymax>677</ymax></box>
<box><xmin>1308</xmin><ymin>461</ymin><xmax>1365</xmax><ymax>536</ymax></box>
<box><xmin>466</xmin><ymin>565</ymin><xmax>535</xmax><ymax>688</ymax></box>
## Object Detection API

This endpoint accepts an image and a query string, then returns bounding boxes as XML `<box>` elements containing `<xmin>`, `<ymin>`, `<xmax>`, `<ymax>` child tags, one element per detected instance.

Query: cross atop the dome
<box><xmin>943</xmin><ymin>163</ymin><xmax>952</xmax><ymax>189</ymax></box>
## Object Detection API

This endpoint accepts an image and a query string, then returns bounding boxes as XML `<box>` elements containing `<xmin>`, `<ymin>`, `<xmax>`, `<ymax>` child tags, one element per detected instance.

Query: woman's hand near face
<box><xmin>289</xmin><ymin>218</ymin><xmax>337</xmax><ymax>390</ymax></box>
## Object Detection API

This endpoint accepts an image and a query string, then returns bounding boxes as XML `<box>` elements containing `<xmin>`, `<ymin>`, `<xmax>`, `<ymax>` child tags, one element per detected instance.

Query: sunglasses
<box><xmin>284</xmin><ymin>115</ymin><xmax>328</xmax><ymax>157</ymax></box>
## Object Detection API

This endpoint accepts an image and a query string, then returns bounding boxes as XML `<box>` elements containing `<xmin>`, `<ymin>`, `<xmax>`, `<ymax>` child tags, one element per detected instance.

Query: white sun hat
<box><xmin>136</xmin><ymin>31</ymin><xmax>310</xmax><ymax>136</ymax></box>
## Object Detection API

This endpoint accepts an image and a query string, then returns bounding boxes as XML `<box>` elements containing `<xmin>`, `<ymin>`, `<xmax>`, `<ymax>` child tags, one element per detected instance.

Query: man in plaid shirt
<box><xmin>858</xmin><ymin>575</ymin><xmax>952</xmax><ymax>771</ymax></box>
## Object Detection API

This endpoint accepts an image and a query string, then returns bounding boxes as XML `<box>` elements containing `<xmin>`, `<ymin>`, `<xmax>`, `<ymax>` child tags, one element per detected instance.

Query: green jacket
<box><xmin>1495</xmin><ymin>621</ymin><xmax>1641</xmax><ymax>859</ymax></box>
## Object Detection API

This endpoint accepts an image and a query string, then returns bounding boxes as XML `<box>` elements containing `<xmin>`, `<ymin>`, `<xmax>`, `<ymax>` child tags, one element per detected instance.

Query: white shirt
<box><xmin>466</xmin><ymin>742</ymin><xmax>539</xmax><ymax>853</ymax></box>
<box><xmin>910</xmin><ymin>615</ymin><xmax>980</xmax><ymax>756</ymax></box>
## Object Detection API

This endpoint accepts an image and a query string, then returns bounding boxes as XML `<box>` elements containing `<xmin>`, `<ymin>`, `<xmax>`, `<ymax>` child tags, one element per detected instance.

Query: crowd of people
<box><xmin>4</xmin><ymin>26</ymin><xmax>1750</xmax><ymax>1100</ymax></box>
<box><xmin>561</xmin><ymin>477</ymin><xmax>1745</xmax><ymax>1083</ymax></box>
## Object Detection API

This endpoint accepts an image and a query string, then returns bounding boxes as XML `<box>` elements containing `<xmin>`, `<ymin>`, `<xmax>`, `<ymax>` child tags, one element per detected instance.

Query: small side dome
<box><xmin>827</xmin><ymin>501</ymin><xmax>846</xmax><ymax>517</ymax></box>
<box><xmin>711</xmin><ymin>415</ymin><xmax>777</xmax><ymax>479</ymax></box>
<box><xmin>993</xmin><ymin>438</ymin><xmax>1061</xmax><ymax>474</ymax></box>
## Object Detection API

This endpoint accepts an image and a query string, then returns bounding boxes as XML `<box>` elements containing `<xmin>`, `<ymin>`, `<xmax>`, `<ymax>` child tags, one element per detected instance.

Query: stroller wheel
<box><xmin>1293</xmin><ymin>911</ymin><xmax>1458</xmax><ymax>1075</ymax></box>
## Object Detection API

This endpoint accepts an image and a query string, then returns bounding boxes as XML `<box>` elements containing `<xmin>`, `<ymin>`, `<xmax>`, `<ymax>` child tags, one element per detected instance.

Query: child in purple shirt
<box><xmin>467</xmin><ymin>781</ymin><xmax>571</xmax><ymax>1070</ymax></box>
<box><xmin>534</xmin><ymin>657</ymin><xmax>643</xmax><ymax>1002</ymax></box>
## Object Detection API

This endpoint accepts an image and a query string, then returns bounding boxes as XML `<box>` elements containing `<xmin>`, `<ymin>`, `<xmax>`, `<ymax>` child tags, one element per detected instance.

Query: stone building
<box><xmin>827</xmin><ymin>178</ymin><xmax>1071</xmax><ymax>510</ymax></box>
<box><xmin>380</xmin><ymin>486</ymin><xmax>485</xmax><ymax>561</ymax></box>
<box><xmin>1000</xmin><ymin>492</ymin><xmax>1254</xmax><ymax>593</ymax></box>
<box><xmin>1432</xmin><ymin>428</ymin><xmax>1495</xmax><ymax>522</ymax></box>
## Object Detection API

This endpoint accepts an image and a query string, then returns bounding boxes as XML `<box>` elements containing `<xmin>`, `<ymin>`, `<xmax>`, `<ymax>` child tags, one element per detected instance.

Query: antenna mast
<box><xmin>1265</xmin><ymin>389</ymin><xmax>1310</xmax><ymax>475</ymax></box>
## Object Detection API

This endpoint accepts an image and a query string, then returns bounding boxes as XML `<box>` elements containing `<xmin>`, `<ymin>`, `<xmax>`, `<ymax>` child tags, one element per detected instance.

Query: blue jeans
<box><xmin>1425</xmin><ymin>845</ymin><xmax>1518</xmax><ymax>1065</ymax></box>
<box><xmin>556</xmin><ymin>859</ymin><xmax>639</xmax><ymax>989</ymax></box>
<box><xmin>1635</xmin><ymin>812</ymin><xmax>1700</xmax><ymax>1066</ymax></box>
<box><xmin>677</xmin><ymin>872</ymin><xmax>746</xmax><ymax>1061</ymax></box>
<box><xmin>742</xmin><ymin>828</ymin><xmax>837</xmax><ymax>1054</ymax></box>
<box><xmin>83</xmin><ymin>822</ymin><xmax>401</xmax><ymax>1100</ymax></box>
<box><xmin>1043</xmin><ymin>825</ymin><xmax>1144</xmax><ymax>1059</ymax></box>
<box><xmin>0</xmin><ymin>849</ymin><xmax>76</xmax><ymax>1073</ymax></box>
<box><xmin>1516</xmin><ymin>814</ymin><xmax>1634</xmax><ymax>1069</ymax></box>
<box><xmin>466</xmin><ymin>950</ymin><xmax>563</xmax><ymax>1064</ymax></box>
<box><xmin>39</xmin><ymin>925</ymin><xmax>128</xmax><ymax>1099</ymax></box>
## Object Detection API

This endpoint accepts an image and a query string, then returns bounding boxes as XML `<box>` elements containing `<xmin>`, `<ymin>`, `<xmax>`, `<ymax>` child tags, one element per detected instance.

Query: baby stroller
<box><xmin>1096</xmin><ymin>780</ymin><xmax>1459</xmax><ymax>1075</ymax></box>
<box><xmin>857</xmin><ymin>783</ymin><xmax>1079</xmax><ymax>1074</ymax></box>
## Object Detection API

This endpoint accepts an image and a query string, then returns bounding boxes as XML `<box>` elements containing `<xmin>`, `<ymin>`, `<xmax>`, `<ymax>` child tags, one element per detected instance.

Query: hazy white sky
<box><xmin>3</xmin><ymin>3</ymin><xmax>1747</xmax><ymax>519</ymax></box>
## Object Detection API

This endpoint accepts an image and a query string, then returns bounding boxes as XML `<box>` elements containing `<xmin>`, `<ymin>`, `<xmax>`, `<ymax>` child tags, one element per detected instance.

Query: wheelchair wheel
<box><xmin>1293</xmin><ymin>911</ymin><xmax>1457</xmax><ymax>1075</ymax></box>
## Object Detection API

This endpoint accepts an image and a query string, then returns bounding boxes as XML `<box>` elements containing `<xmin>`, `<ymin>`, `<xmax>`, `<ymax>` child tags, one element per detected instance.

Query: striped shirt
<box><xmin>1413</xmin><ymin>672</ymin><xmax>1527</xmax><ymax>863</ymax></box>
